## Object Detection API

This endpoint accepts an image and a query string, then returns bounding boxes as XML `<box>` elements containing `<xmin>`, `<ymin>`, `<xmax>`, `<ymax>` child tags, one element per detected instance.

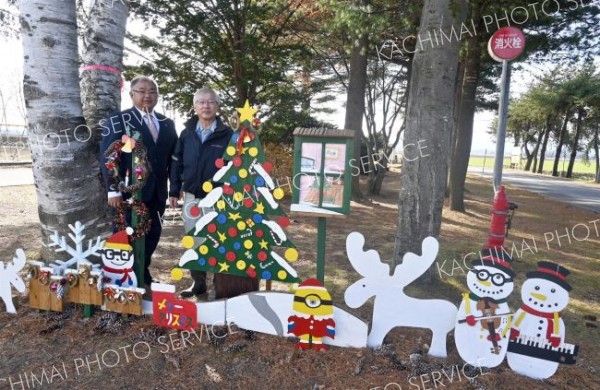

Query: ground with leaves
<box><xmin>0</xmin><ymin>166</ymin><xmax>599</xmax><ymax>389</ymax></box>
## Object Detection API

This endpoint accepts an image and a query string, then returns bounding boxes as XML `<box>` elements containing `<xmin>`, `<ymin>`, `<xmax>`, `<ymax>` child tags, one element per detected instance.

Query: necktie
<box><xmin>145</xmin><ymin>113</ymin><xmax>159</xmax><ymax>143</ymax></box>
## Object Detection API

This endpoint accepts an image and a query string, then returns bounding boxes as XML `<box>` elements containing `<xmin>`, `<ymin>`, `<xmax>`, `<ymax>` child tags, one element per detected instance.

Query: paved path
<box><xmin>469</xmin><ymin>168</ymin><xmax>600</xmax><ymax>214</ymax></box>
<box><xmin>0</xmin><ymin>167</ymin><xmax>34</xmax><ymax>186</ymax></box>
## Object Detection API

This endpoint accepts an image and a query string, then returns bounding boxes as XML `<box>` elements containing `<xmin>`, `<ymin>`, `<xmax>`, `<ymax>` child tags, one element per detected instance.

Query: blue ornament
<box><xmin>253</xmin><ymin>214</ymin><xmax>263</xmax><ymax>223</ymax></box>
<box><xmin>218</xmin><ymin>246</ymin><xmax>226</xmax><ymax>254</ymax></box>
<box><xmin>255</xmin><ymin>177</ymin><xmax>265</xmax><ymax>186</ymax></box>
<box><xmin>262</xmin><ymin>271</ymin><xmax>272</xmax><ymax>280</ymax></box>
<box><xmin>233</xmin><ymin>241</ymin><xmax>241</xmax><ymax>250</ymax></box>
<box><xmin>230</xmin><ymin>175</ymin><xmax>238</xmax><ymax>184</ymax></box>
<box><xmin>198</xmin><ymin>257</ymin><xmax>206</xmax><ymax>266</ymax></box>
<box><xmin>217</xmin><ymin>214</ymin><xmax>227</xmax><ymax>224</ymax></box>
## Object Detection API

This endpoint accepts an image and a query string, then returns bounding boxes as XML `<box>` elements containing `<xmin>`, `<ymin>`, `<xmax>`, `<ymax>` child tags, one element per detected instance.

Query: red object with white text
<box><xmin>488</xmin><ymin>27</ymin><xmax>525</xmax><ymax>62</ymax></box>
<box><xmin>152</xmin><ymin>283</ymin><xmax>197</xmax><ymax>331</ymax></box>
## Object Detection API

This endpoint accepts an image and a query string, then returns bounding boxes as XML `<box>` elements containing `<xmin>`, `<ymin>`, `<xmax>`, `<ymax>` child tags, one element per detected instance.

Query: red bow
<box><xmin>236</xmin><ymin>127</ymin><xmax>249</xmax><ymax>155</ymax></box>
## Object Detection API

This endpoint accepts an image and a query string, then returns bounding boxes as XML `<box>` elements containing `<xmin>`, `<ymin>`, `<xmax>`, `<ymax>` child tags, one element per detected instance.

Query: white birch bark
<box><xmin>20</xmin><ymin>0</ymin><xmax>107</xmax><ymax>260</ymax></box>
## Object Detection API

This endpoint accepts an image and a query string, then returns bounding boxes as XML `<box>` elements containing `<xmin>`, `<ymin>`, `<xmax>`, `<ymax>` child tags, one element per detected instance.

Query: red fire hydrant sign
<box><xmin>488</xmin><ymin>27</ymin><xmax>525</xmax><ymax>62</ymax></box>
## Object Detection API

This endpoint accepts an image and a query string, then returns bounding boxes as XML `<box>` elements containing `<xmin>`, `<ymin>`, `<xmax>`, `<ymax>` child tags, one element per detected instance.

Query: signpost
<box><xmin>290</xmin><ymin>128</ymin><xmax>353</xmax><ymax>282</ymax></box>
<box><xmin>488</xmin><ymin>27</ymin><xmax>525</xmax><ymax>191</ymax></box>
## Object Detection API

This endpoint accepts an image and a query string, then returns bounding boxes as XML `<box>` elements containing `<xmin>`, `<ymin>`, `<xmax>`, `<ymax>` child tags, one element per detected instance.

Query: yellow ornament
<box><xmin>239</xmin><ymin>169</ymin><xmax>248</xmax><ymax>179</ymax></box>
<box><xmin>236</xmin><ymin>100</ymin><xmax>258</xmax><ymax>123</ymax></box>
<box><xmin>249</xmin><ymin>147</ymin><xmax>258</xmax><ymax>157</ymax></box>
<box><xmin>284</xmin><ymin>248</ymin><xmax>299</xmax><ymax>262</ymax></box>
<box><xmin>273</xmin><ymin>188</ymin><xmax>284</xmax><ymax>200</ymax></box>
<box><xmin>236</xmin><ymin>260</ymin><xmax>247</xmax><ymax>270</ymax></box>
<box><xmin>217</xmin><ymin>200</ymin><xmax>226</xmax><ymax>210</ymax></box>
<box><xmin>233</xmin><ymin>192</ymin><xmax>243</xmax><ymax>202</ymax></box>
<box><xmin>181</xmin><ymin>236</ymin><xmax>195</xmax><ymax>249</ymax></box>
<box><xmin>202</xmin><ymin>181</ymin><xmax>213</xmax><ymax>193</ymax></box>
<box><xmin>244</xmin><ymin>240</ymin><xmax>253</xmax><ymax>249</ymax></box>
<box><xmin>237</xmin><ymin>221</ymin><xmax>247</xmax><ymax>230</ymax></box>
<box><xmin>226</xmin><ymin>146</ymin><xmax>236</xmax><ymax>156</ymax></box>
<box><xmin>277</xmin><ymin>270</ymin><xmax>287</xmax><ymax>280</ymax></box>
<box><xmin>199</xmin><ymin>245</ymin><xmax>209</xmax><ymax>255</ymax></box>
<box><xmin>171</xmin><ymin>268</ymin><xmax>184</xmax><ymax>281</ymax></box>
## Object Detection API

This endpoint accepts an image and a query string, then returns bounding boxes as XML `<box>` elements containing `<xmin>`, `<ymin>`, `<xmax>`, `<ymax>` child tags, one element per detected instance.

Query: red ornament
<box><xmin>243</xmin><ymin>184</ymin><xmax>251</xmax><ymax>192</ymax></box>
<box><xmin>257</xmin><ymin>251</ymin><xmax>268</xmax><ymax>261</ymax></box>
<box><xmin>252</xmin><ymin>118</ymin><xmax>261</xmax><ymax>127</ymax></box>
<box><xmin>226</xmin><ymin>251</ymin><xmax>236</xmax><ymax>262</ymax></box>
<box><xmin>262</xmin><ymin>162</ymin><xmax>273</xmax><ymax>173</ymax></box>
<box><xmin>243</xmin><ymin>198</ymin><xmax>254</xmax><ymax>208</ymax></box>
<box><xmin>246</xmin><ymin>266</ymin><xmax>257</xmax><ymax>278</ymax></box>
<box><xmin>207</xmin><ymin>223</ymin><xmax>217</xmax><ymax>233</ymax></box>
<box><xmin>228</xmin><ymin>227</ymin><xmax>238</xmax><ymax>237</ymax></box>
<box><xmin>233</xmin><ymin>157</ymin><xmax>242</xmax><ymax>167</ymax></box>
<box><xmin>224</xmin><ymin>185</ymin><xmax>234</xmax><ymax>195</ymax></box>
<box><xmin>278</xmin><ymin>216</ymin><xmax>290</xmax><ymax>228</ymax></box>
<box><xmin>215</xmin><ymin>158</ymin><xmax>225</xmax><ymax>168</ymax></box>
<box><xmin>208</xmin><ymin>257</ymin><xmax>218</xmax><ymax>266</ymax></box>
<box><xmin>255</xmin><ymin>229</ymin><xmax>264</xmax><ymax>238</ymax></box>
<box><xmin>190</xmin><ymin>206</ymin><xmax>201</xmax><ymax>218</ymax></box>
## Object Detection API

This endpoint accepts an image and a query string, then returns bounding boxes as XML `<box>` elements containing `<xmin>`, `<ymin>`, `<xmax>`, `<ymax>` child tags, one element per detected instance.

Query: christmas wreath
<box><xmin>104</xmin><ymin>133</ymin><xmax>151</xmax><ymax>193</ymax></box>
<box><xmin>114</xmin><ymin>199</ymin><xmax>151</xmax><ymax>241</ymax></box>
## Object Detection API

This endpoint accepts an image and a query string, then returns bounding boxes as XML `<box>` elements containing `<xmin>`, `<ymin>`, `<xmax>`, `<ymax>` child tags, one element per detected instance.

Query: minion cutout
<box><xmin>287</xmin><ymin>278</ymin><xmax>335</xmax><ymax>351</ymax></box>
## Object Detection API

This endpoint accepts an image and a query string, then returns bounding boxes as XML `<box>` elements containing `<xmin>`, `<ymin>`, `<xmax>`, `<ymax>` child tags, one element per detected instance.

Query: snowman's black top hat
<box><xmin>471</xmin><ymin>246</ymin><xmax>515</xmax><ymax>278</ymax></box>
<box><xmin>526</xmin><ymin>261</ymin><xmax>572</xmax><ymax>291</ymax></box>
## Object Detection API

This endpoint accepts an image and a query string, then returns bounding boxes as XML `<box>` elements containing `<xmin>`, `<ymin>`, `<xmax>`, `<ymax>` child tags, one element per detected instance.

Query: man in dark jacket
<box><xmin>100</xmin><ymin>75</ymin><xmax>178</xmax><ymax>291</ymax></box>
<box><xmin>169</xmin><ymin>87</ymin><xmax>232</xmax><ymax>297</ymax></box>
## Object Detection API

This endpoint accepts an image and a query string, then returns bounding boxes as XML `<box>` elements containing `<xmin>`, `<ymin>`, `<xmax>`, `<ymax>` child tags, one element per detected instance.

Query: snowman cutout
<box><xmin>507</xmin><ymin>261</ymin><xmax>579</xmax><ymax>379</ymax></box>
<box><xmin>455</xmin><ymin>248</ymin><xmax>515</xmax><ymax>368</ymax></box>
<box><xmin>101</xmin><ymin>228</ymin><xmax>137</xmax><ymax>288</ymax></box>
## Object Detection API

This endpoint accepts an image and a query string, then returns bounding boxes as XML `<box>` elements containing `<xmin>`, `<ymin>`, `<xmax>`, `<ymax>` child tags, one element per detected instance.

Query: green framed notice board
<box><xmin>291</xmin><ymin>128</ymin><xmax>354</xmax><ymax>217</ymax></box>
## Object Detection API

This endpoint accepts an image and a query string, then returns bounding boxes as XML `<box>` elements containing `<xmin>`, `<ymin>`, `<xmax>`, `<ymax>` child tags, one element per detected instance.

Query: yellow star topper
<box><xmin>236</xmin><ymin>100</ymin><xmax>258</xmax><ymax>123</ymax></box>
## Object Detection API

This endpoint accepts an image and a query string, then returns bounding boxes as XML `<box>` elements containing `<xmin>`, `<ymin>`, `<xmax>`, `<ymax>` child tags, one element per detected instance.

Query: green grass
<box><xmin>469</xmin><ymin>155</ymin><xmax>598</xmax><ymax>179</ymax></box>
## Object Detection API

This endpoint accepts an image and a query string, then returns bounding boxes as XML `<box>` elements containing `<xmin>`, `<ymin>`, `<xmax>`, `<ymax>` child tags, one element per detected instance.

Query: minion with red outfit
<box><xmin>287</xmin><ymin>278</ymin><xmax>335</xmax><ymax>351</ymax></box>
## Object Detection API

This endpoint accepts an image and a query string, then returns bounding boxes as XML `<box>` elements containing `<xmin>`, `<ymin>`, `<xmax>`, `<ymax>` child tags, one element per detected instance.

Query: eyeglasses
<box><xmin>472</xmin><ymin>268</ymin><xmax>512</xmax><ymax>286</ymax></box>
<box><xmin>196</xmin><ymin>100</ymin><xmax>217</xmax><ymax>106</ymax></box>
<box><xmin>132</xmin><ymin>90</ymin><xmax>158</xmax><ymax>96</ymax></box>
<box><xmin>104</xmin><ymin>250</ymin><xmax>131</xmax><ymax>261</ymax></box>
<box><xmin>293</xmin><ymin>294</ymin><xmax>331</xmax><ymax>308</ymax></box>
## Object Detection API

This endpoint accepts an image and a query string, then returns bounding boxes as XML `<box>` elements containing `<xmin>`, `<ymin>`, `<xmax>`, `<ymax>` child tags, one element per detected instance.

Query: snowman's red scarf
<box><xmin>521</xmin><ymin>304</ymin><xmax>560</xmax><ymax>340</ymax></box>
<box><xmin>103</xmin><ymin>265</ymin><xmax>134</xmax><ymax>285</ymax></box>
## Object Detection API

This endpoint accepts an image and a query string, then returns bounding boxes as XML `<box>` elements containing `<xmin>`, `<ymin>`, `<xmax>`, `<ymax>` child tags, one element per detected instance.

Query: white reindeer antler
<box><xmin>11</xmin><ymin>249</ymin><xmax>26</xmax><ymax>271</ymax></box>
<box><xmin>346</xmin><ymin>232</ymin><xmax>389</xmax><ymax>277</ymax></box>
<box><xmin>392</xmin><ymin>236</ymin><xmax>439</xmax><ymax>284</ymax></box>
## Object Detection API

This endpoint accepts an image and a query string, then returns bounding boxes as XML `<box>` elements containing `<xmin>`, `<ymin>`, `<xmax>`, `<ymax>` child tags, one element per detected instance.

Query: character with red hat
<box><xmin>287</xmin><ymin>278</ymin><xmax>335</xmax><ymax>351</ymax></box>
<box><xmin>102</xmin><ymin>229</ymin><xmax>137</xmax><ymax>287</ymax></box>
<box><xmin>507</xmin><ymin>261</ymin><xmax>578</xmax><ymax>379</ymax></box>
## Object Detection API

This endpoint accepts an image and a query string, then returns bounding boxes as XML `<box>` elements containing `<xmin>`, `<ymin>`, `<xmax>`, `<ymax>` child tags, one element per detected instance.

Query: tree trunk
<box><xmin>552</xmin><ymin>109</ymin><xmax>571</xmax><ymax>176</ymax></box>
<box><xmin>446</xmin><ymin>59</ymin><xmax>465</xmax><ymax>198</ymax></box>
<box><xmin>566</xmin><ymin>108</ymin><xmax>585</xmax><ymax>178</ymax></box>
<box><xmin>530</xmin><ymin>129</ymin><xmax>544</xmax><ymax>172</ymax></box>
<box><xmin>20</xmin><ymin>0</ymin><xmax>107</xmax><ymax>261</ymax></box>
<box><xmin>344</xmin><ymin>33</ymin><xmax>369</xmax><ymax>200</ymax></box>
<box><xmin>449</xmin><ymin>29</ymin><xmax>481</xmax><ymax>212</ymax></box>
<box><xmin>80</xmin><ymin>0</ymin><xmax>129</xmax><ymax>233</ymax></box>
<box><xmin>523</xmin><ymin>131</ymin><xmax>536</xmax><ymax>171</ymax></box>
<box><xmin>80</xmin><ymin>0</ymin><xmax>128</xmax><ymax>143</ymax></box>
<box><xmin>394</xmin><ymin>0</ymin><xmax>466</xmax><ymax>274</ymax></box>
<box><xmin>536</xmin><ymin>116</ymin><xmax>552</xmax><ymax>174</ymax></box>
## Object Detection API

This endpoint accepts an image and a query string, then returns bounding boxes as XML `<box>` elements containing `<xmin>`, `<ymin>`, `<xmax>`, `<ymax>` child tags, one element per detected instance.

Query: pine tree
<box><xmin>173</xmin><ymin>101</ymin><xmax>301</xmax><ymax>284</ymax></box>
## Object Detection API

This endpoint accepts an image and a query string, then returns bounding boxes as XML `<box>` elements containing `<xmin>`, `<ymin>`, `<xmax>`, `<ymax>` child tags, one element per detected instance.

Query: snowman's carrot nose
<box><xmin>478</xmin><ymin>280</ymin><xmax>492</xmax><ymax>287</ymax></box>
<box><xmin>531</xmin><ymin>292</ymin><xmax>547</xmax><ymax>301</ymax></box>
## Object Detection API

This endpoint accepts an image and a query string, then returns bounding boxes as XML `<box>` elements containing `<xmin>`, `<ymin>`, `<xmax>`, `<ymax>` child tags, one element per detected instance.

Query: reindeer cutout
<box><xmin>344</xmin><ymin>232</ymin><xmax>457</xmax><ymax>357</ymax></box>
<box><xmin>0</xmin><ymin>249</ymin><xmax>27</xmax><ymax>314</ymax></box>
